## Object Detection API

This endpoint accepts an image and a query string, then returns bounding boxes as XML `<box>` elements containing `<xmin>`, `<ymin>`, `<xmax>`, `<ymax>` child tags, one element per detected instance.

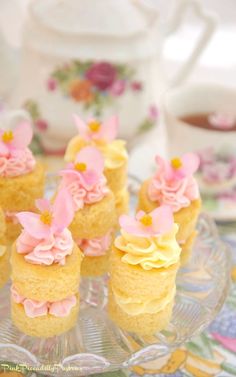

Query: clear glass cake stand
<box><xmin>0</xmin><ymin>175</ymin><xmax>231</xmax><ymax>376</ymax></box>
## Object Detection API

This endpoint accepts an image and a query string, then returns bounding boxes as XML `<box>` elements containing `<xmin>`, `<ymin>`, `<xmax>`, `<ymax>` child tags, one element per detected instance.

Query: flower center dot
<box><xmin>140</xmin><ymin>214</ymin><xmax>152</xmax><ymax>227</ymax></box>
<box><xmin>2</xmin><ymin>130</ymin><xmax>13</xmax><ymax>143</ymax></box>
<box><xmin>40</xmin><ymin>211</ymin><xmax>52</xmax><ymax>225</ymax></box>
<box><xmin>171</xmin><ymin>157</ymin><xmax>182</xmax><ymax>170</ymax></box>
<box><xmin>88</xmin><ymin>121</ymin><xmax>101</xmax><ymax>133</ymax></box>
<box><xmin>74</xmin><ymin>162</ymin><xmax>87</xmax><ymax>172</ymax></box>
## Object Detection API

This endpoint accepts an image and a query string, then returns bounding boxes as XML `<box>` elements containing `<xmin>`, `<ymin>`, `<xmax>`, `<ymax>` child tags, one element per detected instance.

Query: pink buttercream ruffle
<box><xmin>148</xmin><ymin>175</ymin><xmax>199</xmax><ymax>213</ymax></box>
<box><xmin>61</xmin><ymin>174</ymin><xmax>109</xmax><ymax>211</ymax></box>
<box><xmin>16</xmin><ymin>228</ymin><xmax>73</xmax><ymax>266</ymax></box>
<box><xmin>11</xmin><ymin>285</ymin><xmax>76</xmax><ymax>318</ymax></box>
<box><xmin>76</xmin><ymin>231</ymin><xmax>112</xmax><ymax>257</ymax></box>
<box><xmin>0</xmin><ymin>148</ymin><xmax>36</xmax><ymax>177</ymax></box>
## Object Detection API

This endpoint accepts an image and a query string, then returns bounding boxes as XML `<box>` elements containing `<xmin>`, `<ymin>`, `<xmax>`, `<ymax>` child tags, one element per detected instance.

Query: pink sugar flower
<box><xmin>73</xmin><ymin>114</ymin><xmax>118</xmax><ymax>142</ymax></box>
<box><xmin>60</xmin><ymin>146</ymin><xmax>105</xmax><ymax>190</ymax></box>
<box><xmin>0</xmin><ymin>121</ymin><xmax>33</xmax><ymax>157</ymax></box>
<box><xmin>16</xmin><ymin>188</ymin><xmax>74</xmax><ymax>240</ymax></box>
<box><xmin>119</xmin><ymin>206</ymin><xmax>174</xmax><ymax>237</ymax></box>
<box><xmin>155</xmin><ymin>153</ymin><xmax>200</xmax><ymax>182</ymax></box>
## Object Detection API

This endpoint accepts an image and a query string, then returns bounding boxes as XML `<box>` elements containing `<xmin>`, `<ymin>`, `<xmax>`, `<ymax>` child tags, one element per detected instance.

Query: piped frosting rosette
<box><xmin>60</xmin><ymin>146</ymin><xmax>110</xmax><ymax>212</ymax></box>
<box><xmin>148</xmin><ymin>154</ymin><xmax>200</xmax><ymax>213</ymax></box>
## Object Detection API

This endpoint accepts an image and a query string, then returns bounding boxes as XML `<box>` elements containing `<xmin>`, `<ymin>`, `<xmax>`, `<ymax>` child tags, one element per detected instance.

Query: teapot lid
<box><xmin>26</xmin><ymin>0</ymin><xmax>159</xmax><ymax>60</ymax></box>
<box><xmin>30</xmin><ymin>0</ymin><xmax>149</xmax><ymax>37</ymax></box>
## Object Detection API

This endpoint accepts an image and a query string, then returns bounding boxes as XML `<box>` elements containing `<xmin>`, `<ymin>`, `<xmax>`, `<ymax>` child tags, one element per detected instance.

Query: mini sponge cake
<box><xmin>110</xmin><ymin>247</ymin><xmax>179</xmax><ymax>300</ymax></box>
<box><xmin>5</xmin><ymin>221</ymin><xmax>22</xmax><ymax>245</ymax></box>
<box><xmin>11</xmin><ymin>241</ymin><xmax>82</xmax><ymax>338</ymax></box>
<box><xmin>69</xmin><ymin>191</ymin><xmax>116</xmax><ymax>239</ymax></box>
<box><xmin>0</xmin><ymin>162</ymin><xmax>45</xmax><ymax>212</ymax></box>
<box><xmin>11</xmin><ymin>244</ymin><xmax>82</xmax><ymax>302</ymax></box>
<box><xmin>108</xmin><ymin>207</ymin><xmax>181</xmax><ymax>336</ymax></box>
<box><xmin>108</xmin><ymin>288</ymin><xmax>174</xmax><ymax>336</ymax></box>
<box><xmin>11</xmin><ymin>189</ymin><xmax>82</xmax><ymax>337</ymax></box>
<box><xmin>61</xmin><ymin>145</ymin><xmax>118</xmax><ymax>277</ymax></box>
<box><xmin>115</xmin><ymin>188</ymin><xmax>129</xmax><ymax>218</ymax></box>
<box><xmin>81</xmin><ymin>252</ymin><xmax>110</xmax><ymax>277</ymax></box>
<box><xmin>104</xmin><ymin>159</ymin><xmax>128</xmax><ymax>195</ymax></box>
<box><xmin>11</xmin><ymin>294</ymin><xmax>79</xmax><ymax>338</ymax></box>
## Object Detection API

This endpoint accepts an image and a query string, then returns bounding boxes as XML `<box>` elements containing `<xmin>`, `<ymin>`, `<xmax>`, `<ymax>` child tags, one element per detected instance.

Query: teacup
<box><xmin>164</xmin><ymin>83</ymin><xmax>236</xmax><ymax>155</ymax></box>
<box><xmin>164</xmin><ymin>83</ymin><xmax>236</xmax><ymax>220</ymax></box>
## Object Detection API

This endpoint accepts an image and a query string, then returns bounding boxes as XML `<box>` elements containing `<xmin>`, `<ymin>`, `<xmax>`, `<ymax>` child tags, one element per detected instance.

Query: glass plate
<box><xmin>0</xmin><ymin>175</ymin><xmax>232</xmax><ymax>376</ymax></box>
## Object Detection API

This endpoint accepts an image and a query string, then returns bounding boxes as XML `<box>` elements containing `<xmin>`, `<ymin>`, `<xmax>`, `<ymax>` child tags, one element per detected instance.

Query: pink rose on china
<box><xmin>85</xmin><ymin>62</ymin><xmax>117</xmax><ymax>91</ymax></box>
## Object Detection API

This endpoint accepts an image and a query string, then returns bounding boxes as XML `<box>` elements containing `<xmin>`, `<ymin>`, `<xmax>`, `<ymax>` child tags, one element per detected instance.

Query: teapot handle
<box><xmin>165</xmin><ymin>0</ymin><xmax>218</xmax><ymax>87</ymax></box>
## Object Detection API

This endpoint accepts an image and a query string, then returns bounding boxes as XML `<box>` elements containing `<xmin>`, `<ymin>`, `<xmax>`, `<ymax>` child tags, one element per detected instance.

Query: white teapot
<box><xmin>10</xmin><ymin>0</ymin><xmax>217</xmax><ymax>154</ymax></box>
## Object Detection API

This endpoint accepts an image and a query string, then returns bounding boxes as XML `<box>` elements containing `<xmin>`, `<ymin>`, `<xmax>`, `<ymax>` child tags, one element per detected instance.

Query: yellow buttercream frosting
<box><xmin>64</xmin><ymin>136</ymin><xmax>128</xmax><ymax>169</ymax></box>
<box><xmin>0</xmin><ymin>245</ymin><xmax>6</xmax><ymax>257</ymax></box>
<box><xmin>115</xmin><ymin>224</ymin><xmax>181</xmax><ymax>270</ymax></box>
<box><xmin>112</xmin><ymin>285</ymin><xmax>176</xmax><ymax>315</ymax></box>
<box><xmin>97</xmin><ymin>140</ymin><xmax>128</xmax><ymax>169</ymax></box>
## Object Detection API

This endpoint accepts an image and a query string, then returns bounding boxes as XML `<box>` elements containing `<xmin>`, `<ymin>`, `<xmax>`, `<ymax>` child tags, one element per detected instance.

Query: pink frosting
<box><xmin>61</xmin><ymin>174</ymin><xmax>109</xmax><ymax>211</ymax></box>
<box><xmin>148</xmin><ymin>175</ymin><xmax>199</xmax><ymax>213</ymax></box>
<box><xmin>11</xmin><ymin>285</ymin><xmax>76</xmax><ymax>318</ymax></box>
<box><xmin>76</xmin><ymin>231</ymin><xmax>112</xmax><ymax>257</ymax></box>
<box><xmin>0</xmin><ymin>148</ymin><xmax>36</xmax><ymax>177</ymax></box>
<box><xmin>147</xmin><ymin>154</ymin><xmax>200</xmax><ymax>213</ymax></box>
<box><xmin>16</xmin><ymin>228</ymin><xmax>73</xmax><ymax>266</ymax></box>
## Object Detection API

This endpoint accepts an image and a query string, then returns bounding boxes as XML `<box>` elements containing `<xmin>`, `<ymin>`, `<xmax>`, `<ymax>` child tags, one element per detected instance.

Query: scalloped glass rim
<box><xmin>0</xmin><ymin>175</ymin><xmax>232</xmax><ymax>376</ymax></box>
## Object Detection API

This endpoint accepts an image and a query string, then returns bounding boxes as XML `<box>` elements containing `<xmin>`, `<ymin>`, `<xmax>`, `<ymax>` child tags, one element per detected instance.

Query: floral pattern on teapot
<box><xmin>46</xmin><ymin>60</ymin><xmax>143</xmax><ymax>116</ymax></box>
